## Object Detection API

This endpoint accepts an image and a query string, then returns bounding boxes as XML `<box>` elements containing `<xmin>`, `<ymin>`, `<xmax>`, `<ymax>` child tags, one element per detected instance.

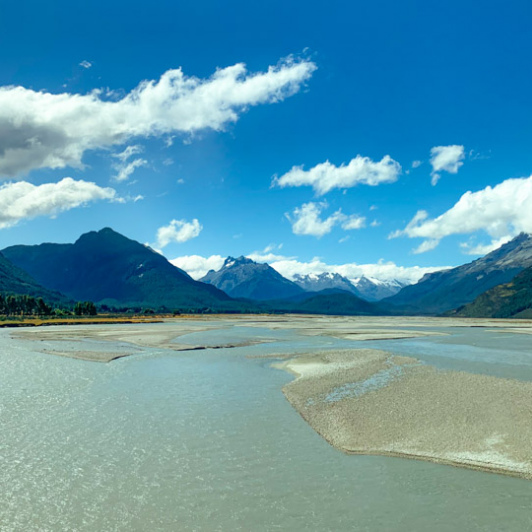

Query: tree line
<box><xmin>0</xmin><ymin>294</ymin><xmax>97</xmax><ymax>317</ymax></box>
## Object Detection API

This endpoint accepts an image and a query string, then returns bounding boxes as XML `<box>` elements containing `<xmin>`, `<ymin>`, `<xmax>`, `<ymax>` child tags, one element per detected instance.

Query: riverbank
<box><xmin>0</xmin><ymin>316</ymin><xmax>164</xmax><ymax>328</ymax></box>
<box><xmin>275</xmin><ymin>348</ymin><xmax>532</xmax><ymax>479</ymax></box>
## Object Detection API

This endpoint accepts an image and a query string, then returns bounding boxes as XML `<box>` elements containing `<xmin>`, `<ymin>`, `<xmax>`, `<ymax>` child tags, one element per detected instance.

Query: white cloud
<box><xmin>430</xmin><ymin>145</ymin><xmax>465</xmax><ymax>186</ymax></box>
<box><xmin>287</xmin><ymin>201</ymin><xmax>366</xmax><ymax>238</ymax></box>
<box><xmin>114</xmin><ymin>158</ymin><xmax>148</xmax><ymax>182</ymax></box>
<box><xmin>0</xmin><ymin>177</ymin><xmax>116</xmax><ymax>229</ymax></box>
<box><xmin>412</xmin><ymin>239</ymin><xmax>439</xmax><ymax>254</ymax></box>
<box><xmin>247</xmin><ymin>244</ymin><xmax>294</xmax><ymax>263</ymax></box>
<box><xmin>342</xmin><ymin>216</ymin><xmax>366</xmax><ymax>230</ymax></box>
<box><xmin>170</xmin><ymin>254</ymin><xmax>225</xmax><ymax>279</ymax></box>
<box><xmin>113</xmin><ymin>144</ymin><xmax>143</xmax><ymax>162</ymax></box>
<box><xmin>273</xmin><ymin>155</ymin><xmax>401</xmax><ymax>195</ymax></box>
<box><xmin>459</xmin><ymin>236</ymin><xmax>512</xmax><ymax>256</ymax></box>
<box><xmin>79</xmin><ymin>60</ymin><xmax>92</xmax><ymax>69</ymax></box>
<box><xmin>0</xmin><ymin>56</ymin><xmax>316</xmax><ymax>178</ymax></box>
<box><xmin>391</xmin><ymin>175</ymin><xmax>532</xmax><ymax>253</ymax></box>
<box><xmin>155</xmin><ymin>219</ymin><xmax>203</xmax><ymax>248</ymax></box>
<box><xmin>412</xmin><ymin>160</ymin><xmax>422</xmax><ymax>169</ymax></box>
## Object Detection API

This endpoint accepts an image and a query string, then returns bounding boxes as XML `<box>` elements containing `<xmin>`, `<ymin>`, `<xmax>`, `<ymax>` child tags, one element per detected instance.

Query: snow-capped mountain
<box><xmin>292</xmin><ymin>272</ymin><xmax>363</xmax><ymax>297</ymax></box>
<box><xmin>352</xmin><ymin>276</ymin><xmax>408</xmax><ymax>301</ymax></box>
<box><xmin>200</xmin><ymin>256</ymin><xmax>304</xmax><ymax>300</ymax></box>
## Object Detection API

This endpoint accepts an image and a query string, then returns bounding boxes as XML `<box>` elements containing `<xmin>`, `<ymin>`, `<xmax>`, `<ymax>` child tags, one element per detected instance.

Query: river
<box><xmin>1</xmin><ymin>320</ymin><xmax>531</xmax><ymax>531</ymax></box>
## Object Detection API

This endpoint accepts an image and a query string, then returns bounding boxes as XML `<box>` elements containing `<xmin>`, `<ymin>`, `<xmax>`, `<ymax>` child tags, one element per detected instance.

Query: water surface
<box><xmin>1</xmin><ymin>321</ymin><xmax>531</xmax><ymax>531</ymax></box>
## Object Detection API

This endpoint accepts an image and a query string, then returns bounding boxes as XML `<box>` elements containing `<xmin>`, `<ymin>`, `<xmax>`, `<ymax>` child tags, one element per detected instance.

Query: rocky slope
<box><xmin>384</xmin><ymin>233</ymin><xmax>532</xmax><ymax>314</ymax></box>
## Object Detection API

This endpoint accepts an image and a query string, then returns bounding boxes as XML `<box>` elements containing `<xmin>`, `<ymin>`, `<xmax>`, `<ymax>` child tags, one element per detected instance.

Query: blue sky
<box><xmin>1</xmin><ymin>0</ymin><xmax>532</xmax><ymax>283</ymax></box>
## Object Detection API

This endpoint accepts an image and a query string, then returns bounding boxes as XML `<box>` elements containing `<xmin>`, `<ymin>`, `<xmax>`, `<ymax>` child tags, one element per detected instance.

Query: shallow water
<box><xmin>1</xmin><ymin>321</ymin><xmax>532</xmax><ymax>531</ymax></box>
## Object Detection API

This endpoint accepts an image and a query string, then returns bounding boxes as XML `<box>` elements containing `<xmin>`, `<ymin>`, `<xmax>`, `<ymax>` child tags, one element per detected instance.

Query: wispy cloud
<box><xmin>114</xmin><ymin>158</ymin><xmax>148</xmax><ymax>182</ymax></box>
<box><xmin>247</xmin><ymin>243</ymin><xmax>294</xmax><ymax>263</ymax></box>
<box><xmin>79</xmin><ymin>60</ymin><xmax>92</xmax><ymax>69</ymax></box>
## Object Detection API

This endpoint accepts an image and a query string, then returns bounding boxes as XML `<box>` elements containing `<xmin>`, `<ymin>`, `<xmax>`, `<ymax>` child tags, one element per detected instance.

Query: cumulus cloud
<box><xmin>391</xmin><ymin>175</ymin><xmax>532</xmax><ymax>253</ymax></box>
<box><xmin>430</xmin><ymin>145</ymin><xmax>465</xmax><ymax>186</ymax></box>
<box><xmin>155</xmin><ymin>219</ymin><xmax>203</xmax><ymax>248</ymax></box>
<box><xmin>170</xmin><ymin>254</ymin><xmax>225</xmax><ymax>279</ymax></box>
<box><xmin>273</xmin><ymin>155</ymin><xmax>401</xmax><ymax>195</ymax></box>
<box><xmin>0</xmin><ymin>56</ymin><xmax>316</xmax><ymax>178</ymax></box>
<box><xmin>287</xmin><ymin>201</ymin><xmax>366</xmax><ymax>237</ymax></box>
<box><xmin>0</xmin><ymin>177</ymin><xmax>116</xmax><ymax>229</ymax></box>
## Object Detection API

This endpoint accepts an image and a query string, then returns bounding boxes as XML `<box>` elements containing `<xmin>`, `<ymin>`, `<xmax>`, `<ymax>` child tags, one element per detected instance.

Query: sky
<box><xmin>1</xmin><ymin>0</ymin><xmax>532</xmax><ymax>284</ymax></box>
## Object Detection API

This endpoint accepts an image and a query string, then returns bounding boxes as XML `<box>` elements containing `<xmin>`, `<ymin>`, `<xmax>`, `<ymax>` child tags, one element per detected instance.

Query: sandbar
<box><xmin>275</xmin><ymin>349</ymin><xmax>532</xmax><ymax>479</ymax></box>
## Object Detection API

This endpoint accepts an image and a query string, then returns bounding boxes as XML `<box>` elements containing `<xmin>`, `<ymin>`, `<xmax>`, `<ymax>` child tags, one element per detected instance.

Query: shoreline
<box><xmin>0</xmin><ymin>317</ymin><xmax>164</xmax><ymax>328</ymax></box>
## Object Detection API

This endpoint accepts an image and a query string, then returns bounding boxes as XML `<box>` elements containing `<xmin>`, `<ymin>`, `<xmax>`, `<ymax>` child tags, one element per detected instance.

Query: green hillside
<box><xmin>451</xmin><ymin>266</ymin><xmax>532</xmax><ymax>318</ymax></box>
<box><xmin>0</xmin><ymin>252</ymin><xmax>65</xmax><ymax>302</ymax></box>
<box><xmin>2</xmin><ymin>228</ymin><xmax>244</xmax><ymax>311</ymax></box>
<box><xmin>269</xmin><ymin>290</ymin><xmax>381</xmax><ymax>316</ymax></box>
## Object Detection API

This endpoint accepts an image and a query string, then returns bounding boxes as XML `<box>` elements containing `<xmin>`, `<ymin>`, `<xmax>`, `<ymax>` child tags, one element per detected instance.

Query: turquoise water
<box><xmin>1</xmin><ymin>321</ymin><xmax>532</xmax><ymax>531</ymax></box>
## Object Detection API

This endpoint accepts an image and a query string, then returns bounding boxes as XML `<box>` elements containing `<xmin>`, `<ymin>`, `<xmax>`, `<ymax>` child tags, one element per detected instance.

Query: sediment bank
<box><xmin>276</xmin><ymin>348</ymin><xmax>532</xmax><ymax>479</ymax></box>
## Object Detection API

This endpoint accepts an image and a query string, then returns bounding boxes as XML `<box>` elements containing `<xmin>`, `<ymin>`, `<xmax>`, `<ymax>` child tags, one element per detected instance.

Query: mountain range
<box><xmin>2</xmin><ymin>228</ymin><xmax>237</xmax><ymax>311</ymax></box>
<box><xmin>289</xmin><ymin>273</ymin><xmax>405</xmax><ymax>301</ymax></box>
<box><xmin>291</xmin><ymin>272</ymin><xmax>362</xmax><ymax>297</ymax></box>
<box><xmin>1</xmin><ymin>228</ymin><xmax>531</xmax><ymax>318</ymax></box>
<box><xmin>201</xmin><ymin>256</ymin><xmax>304</xmax><ymax>300</ymax></box>
<box><xmin>383</xmin><ymin>233</ymin><xmax>532</xmax><ymax>314</ymax></box>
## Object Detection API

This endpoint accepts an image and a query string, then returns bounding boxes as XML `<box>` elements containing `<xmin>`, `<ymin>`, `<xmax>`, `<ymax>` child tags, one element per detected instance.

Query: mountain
<box><xmin>450</xmin><ymin>265</ymin><xmax>532</xmax><ymax>319</ymax></box>
<box><xmin>0</xmin><ymin>252</ymin><xmax>64</xmax><ymax>302</ymax></box>
<box><xmin>2</xmin><ymin>228</ymin><xmax>238</xmax><ymax>311</ymax></box>
<box><xmin>353</xmin><ymin>276</ymin><xmax>407</xmax><ymax>301</ymax></box>
<box><xmin>201</xmin><ymin>256</ymin><xmax>305</xmax><ymax>300</ymax></box>
<box><xmin>384</xmin><ymin>233</ymin><xmax>532</xmax><ymax>314</ymax></box>
<box><xmin>292</xmin><ymin>272</ymin><xmax>363</xmax><ymax>297</ymax></box>
<box><xmin>269</xmin><ymin>290</ymin><xmax>382</xmax><ymax>316</ymax></box>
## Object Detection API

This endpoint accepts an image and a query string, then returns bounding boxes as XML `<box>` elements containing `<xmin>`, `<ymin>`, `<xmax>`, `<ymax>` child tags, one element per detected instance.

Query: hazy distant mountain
<box><xmin>0</xmin><ymin>252</ymin><xmax>64</xmax><ymax>302</ymax></box>
<box><xmin>201</xmin><ymin>256</ymin><xmax>304</xmax><ymax>300</ymax></box>
<box><xmin>450</xmin><ymin>265</ymin><xmax>532</xmax><ymax>319</ymax></box>
<box><xmin>292</xmin><ymin>272</ymin><xmax>363</xmax><ymax>297</ymax></box>
<box><xmin>353</xmin><ymin>276</ymin><xmax>407</xmax><ymax>301</ymax></box>
<box><xmin>2</xmin><ymin>228</ymin><xmax>236</xmax><ymax>310</ymax></box>
<box><xmin>270</xmin><ymin>290</ymin><xmax>382</xmax><ymax>316</ymax></box>
<box><xmin>384</xmin><ymin>233</ymin><xmax>532</xmax><ymax>314</ymax></box>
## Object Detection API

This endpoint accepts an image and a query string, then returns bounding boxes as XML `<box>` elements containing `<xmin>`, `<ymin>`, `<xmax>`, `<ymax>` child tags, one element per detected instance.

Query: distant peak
<box><xmin>75</xmin><ymin>227</ymin><xmax>134</xmax><ymax>247</ymax></box>
<box><xmin>223</xmin><ymin>256</ymin><xmax>254</xmax><ymax>268</ymax></box>
<box><xmin>98</xmin><ymin>227</ymin><xmax>118</xmax><ymax>235</ymax></box>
